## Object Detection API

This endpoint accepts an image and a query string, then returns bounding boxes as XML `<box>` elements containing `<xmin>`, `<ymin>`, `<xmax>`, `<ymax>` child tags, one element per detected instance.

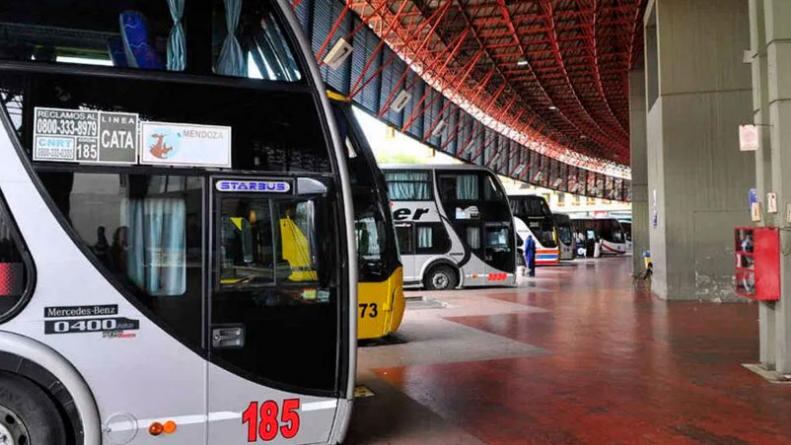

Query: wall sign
<box><xmin>767</xmin><ymin>192</ymin><xmax>778</xmax><ymax>214</ymax></box>
<box><xmin>140</xmin><ymin>121</ymin><xmax>231</xmax><ymax>168</ymax></box>
<box><xmin>739</xmin><ymin>124</ymin><xmax>759</xmax><ymax>151</ymax></box>
<box><xmin>33</xmin><ymin>107</ymin><xmax>138</xmax><ymax>164</ymax></box>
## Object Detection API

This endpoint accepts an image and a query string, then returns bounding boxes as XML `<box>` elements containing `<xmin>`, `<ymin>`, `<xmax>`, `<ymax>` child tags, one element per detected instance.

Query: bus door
<box><xmin>208</xmin><ymin>176</ymin><xmax>342</xmax><ymax>444</ymax></box>
<box><xmin>394</xmin><ymin>222</ymin><xmax>417</xmax><ymax>283</ymax></box>
<box><xmin>483</xmin><ymin>222</ymin><xmax>514</xmax><ymax>282</ymax></box>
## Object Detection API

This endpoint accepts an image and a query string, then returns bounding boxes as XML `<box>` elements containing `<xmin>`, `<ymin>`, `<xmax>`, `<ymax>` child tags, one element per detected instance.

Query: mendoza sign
<box><xmin>33</xmin><ymin>107</ymin><xmax>138</xmax><ymax>164</ymax></box>
<box><xmin>140</xmin><ymin>121</ymin><xmax>231</xmax><ymax>168</ymax></box>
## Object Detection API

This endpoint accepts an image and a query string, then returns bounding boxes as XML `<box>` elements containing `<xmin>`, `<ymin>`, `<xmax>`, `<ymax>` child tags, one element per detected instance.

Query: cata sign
<box><xmin>33</xmin><ymin>107</ymin><xmax>138</xmax><ymax>164</ymax></box>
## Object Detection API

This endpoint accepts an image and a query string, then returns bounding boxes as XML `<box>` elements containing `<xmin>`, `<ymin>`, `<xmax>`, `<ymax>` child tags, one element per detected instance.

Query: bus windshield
<box><xmin>334</xmin><ymin>103</ymin><xmax>399</xmax><ymax>282</ymax></box>
<box><xmin>510</xmin><ymin>195</ymin><xmax>557</xmax><ymax>248</ymax></box>
<box><xmin>557</xmin><ymin>223</ymin><xmax>573</xmax><ymax>245</ymax></box>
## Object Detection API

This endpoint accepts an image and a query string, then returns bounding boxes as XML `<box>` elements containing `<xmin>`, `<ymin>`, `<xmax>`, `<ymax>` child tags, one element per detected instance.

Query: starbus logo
<box><xmin>215</xmin><ymin>180</ymin><xmax>291</xmax><ymax>193</ymax></box>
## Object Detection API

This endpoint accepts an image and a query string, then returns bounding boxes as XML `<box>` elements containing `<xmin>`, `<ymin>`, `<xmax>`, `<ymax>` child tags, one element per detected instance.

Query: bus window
<box><xmin>220</xmin><ymin>197</ymin><xmax>320</xmax><ymax>287</ymax></box>
<box><xmin>416</xmin><ymin>223</ymin><xmax>450</xmax><ymax>254</ymax></box>
<box><xmin>466</xmin><ymin>226</ymin><xmax>481</xmax><ymax>249</ymax></box>
<box><xmin>355</xmin><ymin>217</ymin><xmax>383</xmax><ymax>260</ymax></box>
<box><xmin>395</xmin><ymin>224</ymin><xmax>414</xmax><ymax>254</ymax></box>
<box><xmin>385</xmin><ymin>171</ymin><xmax>432</xmax><ymax>201</ymax></box>
<box><xmin>483</xmin><ymin>173</ymin><xmax>504</xmax><ymax>201</ymax></box>
<box><xmin>485</xmin><ymin>225</ymin><xmax>511</xmax><ymax>252</ymax></box>
<box><xmin>0</xmin><ymin>70</ymin><xmax>330</xmax><ymax>173</ymax></box>
<box><xmin>0</xmin><ymin>192</ymin><xmax>31</xmax><ymax>321</ymax></box>
<box><xmin>1</xmin><ymin>1</ymin><xmax>184</xmax><ymax>70</ymax></box>
<box><xmin>438</xmin><ymin>173</ymin><xmax>479</xmax><ymax>201</ymax></box>
<box><xmin>212</xmin><ymin>0</ymin><xmax>302</xmax><ymax>81</ymax></box>
<box><xmin>37</xmin><ymin>171</ymin><xmax>204</xmax><ymax>347</ymax></box>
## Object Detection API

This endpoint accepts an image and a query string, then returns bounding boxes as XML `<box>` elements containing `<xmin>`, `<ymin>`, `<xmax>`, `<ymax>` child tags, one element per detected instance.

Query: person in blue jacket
<box><xmin>524</xmin><ymin>235</ymin><xmax>536</xmax><ymax>277</ymax></box>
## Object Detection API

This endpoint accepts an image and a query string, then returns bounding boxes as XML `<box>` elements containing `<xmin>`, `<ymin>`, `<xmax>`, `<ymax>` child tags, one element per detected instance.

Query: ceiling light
<box><xmin>516</xmin><ymin>59</ymin><xmax>529</xmax><ymax>66</ymax></box>
<box><xmin>548</xmin><ymin>105</ymin><xmax>558</xmax><ymax>111</ymax></box>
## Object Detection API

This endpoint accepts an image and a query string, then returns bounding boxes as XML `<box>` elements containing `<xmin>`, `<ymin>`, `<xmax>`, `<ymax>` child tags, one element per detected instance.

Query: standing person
<box><xmin>524</xmin><ymin>234</ymin><xmax>536</xmax><ymax>277</ymax></box>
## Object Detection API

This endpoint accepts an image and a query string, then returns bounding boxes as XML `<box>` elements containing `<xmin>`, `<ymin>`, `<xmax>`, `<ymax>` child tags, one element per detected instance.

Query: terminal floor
<box><xmin>348</xmin><ymin>256</ymin><xmax>790</xmax><ymax>445</ymax></box>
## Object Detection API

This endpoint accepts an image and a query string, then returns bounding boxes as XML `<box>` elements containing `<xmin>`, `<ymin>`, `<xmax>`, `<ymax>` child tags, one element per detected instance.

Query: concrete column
<box><xmin>643</xmin><ymin>0</ymin><xmax>755</xmax><ymax>301</ymax></box>
<box><xmin>630</xmin><ymin>67</ymin><xmax>649</xmax><ymax>277</ymax></box>
<box><xmin>763</xmin><ymin>0</ymin><xmax>791</xmax><ymax>374</ymax></box>
<box><xmin>749</xmin><ymin>0</ymin><xmax>776</xmax><ymax>369</ymax></box>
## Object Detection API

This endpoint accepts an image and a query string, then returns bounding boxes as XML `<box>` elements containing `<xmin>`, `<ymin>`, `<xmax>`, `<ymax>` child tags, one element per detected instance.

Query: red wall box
<box><xmin>734</xmin><ymin>227</ymin><xmax>780</xmax><ymax>301</ymax></box>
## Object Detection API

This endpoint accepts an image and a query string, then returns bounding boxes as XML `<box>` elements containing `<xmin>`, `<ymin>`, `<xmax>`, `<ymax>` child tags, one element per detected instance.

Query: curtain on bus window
<box><xmin>217</xmin><ymin>0</ymin><xmax>245</xmax><ymax>76</ymax></box>
<box><xmin>385</xmin><ymin>172</ymin><xmax>429</xmax><ymax>200</ymax></box>
<box><xmin>456</xmin><ymin>175</ymin><xmax>478</xmax><ymax>200</ymax></box>
<box><xmin>124</xmin><ymin>198</ymin><xmax>187</xmax><ymax>296</ymax></box>
<box><xmin>166</xmin><ymin>0</ymin><xmax>186</xmax><ymax>71</ymax></box>
<box><xmin>418</xmin><ymin>226</ymin><xmax>432</xmax><ymax>248</ymax></box>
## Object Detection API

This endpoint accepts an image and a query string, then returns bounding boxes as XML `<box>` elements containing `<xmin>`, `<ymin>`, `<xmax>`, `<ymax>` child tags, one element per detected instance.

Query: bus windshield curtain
<box><xmin>124</xmin><ymin>198</ymin><xmax>187</xmax><ymax>296</ymax></box>
<box><xmin>165</xmin><ymin>0</ymin><xmax>186</xmax><ymax>71</ymax></box>
<box><xmin>457</xmin><ymin>175</ymin><xmax>478</xmax><ymax>200</ymax></box>
<box><xmin>386</xmin><ymin>172</ymin><xmax>429</xmax><ymax>200</ymax></box>
<box><xmin>217</xmin><ymin>0</ymin><xmax>245</xmax><ymax>76</ymax></box>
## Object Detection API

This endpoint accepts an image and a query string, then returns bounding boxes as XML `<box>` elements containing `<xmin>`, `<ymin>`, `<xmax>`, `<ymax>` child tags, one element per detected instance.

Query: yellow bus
<box><xmin>328</xmin><ymin>92</ymin><xmax>405</xmax><ymax>340</ymax></box>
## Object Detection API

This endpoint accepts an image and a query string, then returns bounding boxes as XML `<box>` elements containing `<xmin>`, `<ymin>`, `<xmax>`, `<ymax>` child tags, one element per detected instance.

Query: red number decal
<box><xmin>242</xmin><ymin>402</ymin><xmax>258</xmax><ymax>442</ymax></box>
<box><xmin>280</xmin><ymin>399</ymin><xmax>301</xmax><ymax>439</ymax></box>
<box><xmin>241</xmin><ymin>399</ymin><xmax>301</xmax><ymax>442</ymax></box>
<box><xmin>258</xmin><ymin>401</ymin><xmax>279</xmax><ymax>441</ymax></box>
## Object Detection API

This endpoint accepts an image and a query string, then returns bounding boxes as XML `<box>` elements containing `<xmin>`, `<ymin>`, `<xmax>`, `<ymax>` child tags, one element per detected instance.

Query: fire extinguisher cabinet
<box><xmin>734</xmin><ymin>227</ymin><xmax>780</xmax><ymax>301</ymax></box>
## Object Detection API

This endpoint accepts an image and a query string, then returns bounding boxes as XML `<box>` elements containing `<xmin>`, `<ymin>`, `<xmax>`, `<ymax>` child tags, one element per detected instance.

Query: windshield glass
<box><xmin>510</xmin><ymin>196</ymin><xmax>552</xmax><ymax>218</ymax></box>
<box><xmin>557</xmin><ymin>224</ymin><xmax>573</xmax><ymax>245</ymax></box>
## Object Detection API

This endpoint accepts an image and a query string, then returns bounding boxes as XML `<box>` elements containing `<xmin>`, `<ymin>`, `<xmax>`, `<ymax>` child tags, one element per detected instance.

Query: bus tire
<box><xmin>0</xmin><ymin>373</ymin><xmax>67</xmax><ymax>445</ymax></box>
<box><xmin>424</xmin><ymin>265</ymin><xmax>458</xmax><ymax>290</ymax></box>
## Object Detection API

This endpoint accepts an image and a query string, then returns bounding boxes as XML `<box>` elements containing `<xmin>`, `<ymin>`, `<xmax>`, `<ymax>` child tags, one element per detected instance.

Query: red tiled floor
<box><xmin>372</xmin><ymin>258</ymin><xmax>789</xmax><ymax>445</ymax></box>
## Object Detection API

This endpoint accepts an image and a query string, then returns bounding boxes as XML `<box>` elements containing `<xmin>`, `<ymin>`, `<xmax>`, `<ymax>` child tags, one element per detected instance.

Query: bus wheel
<box><xmin>0</xmin><ymin>373</ymin><xmax>67</xmax><ymax>445</ymax></box>
<box><xmin>424</xmin><ymin>265</ymin><xmax>457</xmax><ymax>290</ymax></box>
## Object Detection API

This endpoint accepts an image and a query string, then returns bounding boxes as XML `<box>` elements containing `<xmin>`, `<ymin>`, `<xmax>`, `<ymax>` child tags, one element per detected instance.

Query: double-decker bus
<box><xmin>328</xmin><ymin>92</ymin><xmax>404</xmax><ymax>340</ymax></box>
<box><xmin>509</xmin><ymin>195</ymin><xmax>560</xmax><ymax>265</ymax></box>
<box><xmin>552</xmin><ymin>213</ymin><xmax>575</xmax><ymax>260</ymax></box>
<box><xmin>0</xmin><ymin>1</ymin><xmax>356</xmax><ymax>444</ymax></box>
<box><xmin>383</xmin><ymin>165</ymin><xmax>516</xmax><ymax>290</ymax></box>
<box><xmin>571</xmin><ymin>218</ymin><xmax>628</xmax><ymax>256</ymax></box>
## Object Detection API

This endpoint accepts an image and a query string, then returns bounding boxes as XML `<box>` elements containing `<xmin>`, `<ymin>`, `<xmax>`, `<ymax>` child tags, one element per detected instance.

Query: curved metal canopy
<box><xmin>318</xmin><ymin>0</ymin><xmax>645</xmax><ymax>168</ymax></box>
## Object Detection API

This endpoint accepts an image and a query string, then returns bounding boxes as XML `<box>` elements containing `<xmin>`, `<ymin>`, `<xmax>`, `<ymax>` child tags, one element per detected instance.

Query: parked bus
<box><xmin>328</xmin><ymin>92</ymin><xmax>404</xmax><ymax>340</ymax></box>
<box><xmin>552</xmin><ymin>213</ymin><xmax>575</xmax><ymax>260</ymax></box>
<box><xmin>383</xmin><ymin>165</ymin><xmax>516</xmax><ymax>290</ymax></box>
<box><xmin>0</xmin><ymin>1</ymin><xmax>357</xmax><ymax>444</ymax></box>
<box><xmin>509</xmin><ymin>195</ymin><xmax>560</xmax><ymax>265</ymax></box>
<box><xmin>570</xmin><ymin>218</ymin><xmax>628</xmax><ymax>256</ymax></box>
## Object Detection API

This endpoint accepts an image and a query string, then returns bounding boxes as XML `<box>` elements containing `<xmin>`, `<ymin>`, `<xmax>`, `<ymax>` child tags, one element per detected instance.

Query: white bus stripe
<box><xmin>105</xmin><ymin>401</ymin><xmax>337</xmax><ymax>432</ymax></box>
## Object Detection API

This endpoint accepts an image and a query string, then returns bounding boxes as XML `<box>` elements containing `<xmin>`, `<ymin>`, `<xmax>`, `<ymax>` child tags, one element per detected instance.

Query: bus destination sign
<box><xmin>33</xmin><ymin>107</ymin><xmax>138</xmax><ymax>165</ymax></box>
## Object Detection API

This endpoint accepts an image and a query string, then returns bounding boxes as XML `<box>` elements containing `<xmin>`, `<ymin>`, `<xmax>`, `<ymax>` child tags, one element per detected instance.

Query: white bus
<box><xmin>571</xmin><ymin>218</ymin><xmax>628</xmax><ymax>256</ymax></box>
<box><xmin>0</xmin><ymin>1</ymin><xmax>356</xmax><ymax>444</ymax></box>
<box><xmin>508</xmin><ymin>195</ymin><xmax>560</xmax><ymax>265</ymax></box>
<box><xmin>383</xmin><ymin>165</ymin><xmax>517</xmax><ymax>290</ymax></box>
